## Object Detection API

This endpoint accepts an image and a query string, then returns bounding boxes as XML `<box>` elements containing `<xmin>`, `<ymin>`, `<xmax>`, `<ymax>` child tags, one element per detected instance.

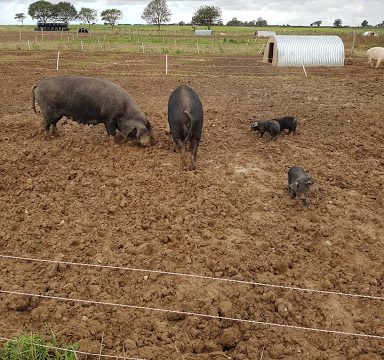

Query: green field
<box><xmin>0</xmin><ymin>24</ymin><xmax>383</xmax><ymax>56</ymax></box>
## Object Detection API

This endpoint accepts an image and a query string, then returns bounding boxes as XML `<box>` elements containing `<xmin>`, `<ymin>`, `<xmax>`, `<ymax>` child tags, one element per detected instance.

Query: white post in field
<box><xmin>56</xmin><ymin>51</ymin><xmax>60</xmax><ymax>71</ymax></box>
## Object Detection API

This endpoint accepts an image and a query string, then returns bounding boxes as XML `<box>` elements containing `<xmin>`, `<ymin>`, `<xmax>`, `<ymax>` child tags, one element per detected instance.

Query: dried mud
<box><xmin>0</xmin><ymin>50</ymin><xmax>383</xmax><ymax>359</ymax></box>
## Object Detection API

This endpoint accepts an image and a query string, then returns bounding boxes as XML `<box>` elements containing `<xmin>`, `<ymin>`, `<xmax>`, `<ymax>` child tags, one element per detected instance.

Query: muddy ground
<box><xmin>0</xmin><ymin>49</ymin><xmax>383</xmax><ymax>360</ymax></box>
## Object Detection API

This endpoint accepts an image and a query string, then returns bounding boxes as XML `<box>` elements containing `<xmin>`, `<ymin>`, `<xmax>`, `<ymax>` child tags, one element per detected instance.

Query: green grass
<box><xmin>1</xmin><ymin>24</ymin><xmax>384</xmax><ymax>56</ymax></box>
<box><xmin>4</xmin><ymin>23</ymin><xmax>384</xmax><ymax>35</ymax></box>
<box><xmin>1</xmin><ymin>333</ymin><xmax>79</xmax><ymax>360</ymax></box>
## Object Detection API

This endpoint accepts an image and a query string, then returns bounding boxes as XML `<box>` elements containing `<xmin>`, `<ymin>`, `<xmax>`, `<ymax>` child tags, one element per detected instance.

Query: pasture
<box><xmin>0</xmin><ymin>27</ymin><xmax>383</xmax><ymax>359</ymax></box>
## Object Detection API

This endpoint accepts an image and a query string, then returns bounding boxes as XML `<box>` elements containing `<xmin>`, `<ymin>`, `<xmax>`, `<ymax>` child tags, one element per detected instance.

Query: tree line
<box><xmin>14</xmin><ymin>0</ymin><xmax>223</xmax><ymax>30</ymax></box>
<box><xmin>14</xmin><ymin>0</ymin><xmax>384</xmax><ymax>30</ymax></box>
<box><xmin>311</xmin><ymin>19</ymin><xmax>384</xmax><ymax>28</ymax></box>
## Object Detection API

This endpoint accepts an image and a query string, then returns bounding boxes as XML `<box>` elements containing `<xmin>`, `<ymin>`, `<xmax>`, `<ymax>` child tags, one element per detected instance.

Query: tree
<box><xmin>28</xmin><ymin>0</ymin><xmax>55</xmax><ymax>23</ymax></box>
<box><xmin>191</xmin><ymin>5</ymin><xmax>222</xmax><ymax>30</ymax></box>
<box><xmin>361</xmin><ymin>19</ymin><xmax>369</xmax><ymax>27</ymax></box>
<box><xmin>100</xmin><ymin>9</ymin><xmax>123</xmax><ymax>29</ymax></box>
<box><xmin>15</xmin><ymin>13</ymin><xmax>27</xmax><ymax>25</ymax></box>
<box><xmin>53</xmin><ymin>2</ymin><xmax>77</xmax><ymax>23</ymax></box>
<box><xmin>226</xmin><ymin>17</ymin><xmax>242</xmax><ymax>26</ymax></box>
<box><xmin>255</xmin><ymin>17</ymin><xmax>267</xmax><ymax>26</ymax></box>
<box><xmin>310</xmin><ymin>20</ymin><xmax>322</xmax><ymax>27</ymax></box>
<box><xmin>141</xmin><ymin>0</ymin><xmax>171</xmax><ymax>31</ymax></box>
<box><xmin>78</xmin><ymin>8</ymin><xmax>98</xmax><ymax>29</ymax></box>
<box><xmin>333</xmin><ymin>18</ymin><xmax>342</xmax><ymax>27</ymax></box>
<box><xmin>246</xmin><ymin>20</ymin><xmax>256</xmax><ymax>26</ymax></box>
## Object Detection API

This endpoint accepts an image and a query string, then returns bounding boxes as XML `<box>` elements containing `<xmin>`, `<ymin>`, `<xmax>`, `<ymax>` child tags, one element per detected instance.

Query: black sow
<box><xmin>168</xmin><ymin>85</ymin><xmax>203</xmax><ymax>170</ymax></box>
<box><xmin>32</xmin><ymin>76</ymin><xmax>154</xmax><ymax>146</ymax></box>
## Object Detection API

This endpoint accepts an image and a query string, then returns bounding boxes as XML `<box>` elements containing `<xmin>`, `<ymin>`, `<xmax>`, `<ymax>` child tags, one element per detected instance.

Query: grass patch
<box><xmin>1</xmin><ymin>24</ymin><xmax>384</xmax><ymax>56</ymax></box>
<box><xmin>1</xmin><ymin>333</ymin><xmax>79</xmax><ymax>360</ymax></box>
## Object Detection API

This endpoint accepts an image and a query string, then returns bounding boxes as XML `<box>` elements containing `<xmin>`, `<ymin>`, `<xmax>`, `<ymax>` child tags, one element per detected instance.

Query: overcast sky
<box><xmin>4</xmin><ymin>0</ymin><xmax>384</xmax><ymax>27</ymax></box>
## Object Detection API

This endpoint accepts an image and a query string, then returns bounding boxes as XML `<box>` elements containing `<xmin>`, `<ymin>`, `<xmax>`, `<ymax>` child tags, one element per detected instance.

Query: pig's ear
<box><xmin>289</xmin><ymin>182</ymin><xmax>299</xmax><ymax>191</ymax></box>
<box><xmin>306</xmin><ymin>176</ymin><xmax>314</xmax><ymax>185</ymax></box>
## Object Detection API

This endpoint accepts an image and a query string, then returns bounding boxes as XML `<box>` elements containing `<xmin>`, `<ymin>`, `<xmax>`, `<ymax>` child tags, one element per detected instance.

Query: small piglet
<box><xmin>250</xmin><ymin>120</ymin><xmax>280</xmax><ymax>140</ymax></box>
<box><xmin>274</xmin><ymin>116</ymin><xmax>297</xmax><ymax>134</ymax></box>
<box><xmin>288</xmin><ymin>166</ymin><xmax>314</xmax><ymax>205</ymax></box>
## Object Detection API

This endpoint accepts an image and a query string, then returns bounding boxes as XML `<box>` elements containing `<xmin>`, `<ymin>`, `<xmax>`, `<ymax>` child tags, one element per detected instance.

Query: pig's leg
<box><xmin>288</xmin><ymin>187</ymin><xmax>296</xmax><ymax>199</ymax></box>
<box><xmin>376</xmin><ymin>58</ymin><xmax>382</xmax><ymax>68</ymax></box>
<box><xmin>42</xmin><ymin>111</ymin><xmax>61</xmax><ymax>139</ymax></box>
<box><xmin>189</xmin><ymin>138</ymin><xmax>199</xmax><ymax>171</ymax></box>
<box><xmin>51</xmin><ymin>117</ymin><xmax>62</xmax><ymax>137</ymax></box>
<box><xmin>174</xmin><ymin>138</ymin><xmax>185</xmax><ymax>169</ymax></box>
<box><xmin>105</xmin><ymin>121</ymin><xmax>117</xmax><ymax>137</ymax></box>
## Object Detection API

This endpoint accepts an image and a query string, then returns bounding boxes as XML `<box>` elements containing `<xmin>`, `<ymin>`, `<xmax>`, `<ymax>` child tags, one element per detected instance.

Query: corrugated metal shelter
<box><xmin>255</xmin><ymin>30</ymin><xmax>276</xmax><ymax>37</ymax></box>
<box><xmin>195</xmin><ymin>30</ymin><xmax>212</xmax><ymax>36</ymax></box>
<box><xmin>263</xmin><ymin>35</ymin><xmax>344</xmax><ymax>67</ymax></box>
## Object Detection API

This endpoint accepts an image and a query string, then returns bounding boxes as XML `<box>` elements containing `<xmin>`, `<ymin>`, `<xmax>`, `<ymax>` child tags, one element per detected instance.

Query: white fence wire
<box><xmin>0</xmin><ymin>254</ymin><xmax>383</xmax><ymax>301</ymax></box>
<box><xmin>0</xmin><ymin>253</ymin><xmax>383</xmax><ymax>342</ymax></box>
<box><xmin>1</xmin><ymin>288</ymin><xmax>383</xmax><ymax>340</ymax></box>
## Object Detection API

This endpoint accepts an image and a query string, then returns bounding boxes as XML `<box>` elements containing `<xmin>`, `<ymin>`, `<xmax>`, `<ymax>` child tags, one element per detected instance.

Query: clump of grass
<box><xmin>1</xmin><ymin>333</ymin><xmax>79</xmax><ymax>360</ymax></box>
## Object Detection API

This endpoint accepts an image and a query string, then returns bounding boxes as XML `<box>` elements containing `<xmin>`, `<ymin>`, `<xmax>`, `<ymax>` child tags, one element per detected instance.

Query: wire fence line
<box><xmin>0</xmin><ymin>51</ymin><xmax>374</xmax><ymax>78</ymax></box>
<box><xmin>1</xmin><ymin>288</ymin><xmax>383</xmax><ymax>341</ymax></box>
<box><xmin>0</xmin><ymin>254</ymin><xmax>383</xmax><ymax>301</ymax></box>
<box><xmin>0</xmin><ymin>336</ymin><xmax>147</xmax><ymax>360</ymax></box>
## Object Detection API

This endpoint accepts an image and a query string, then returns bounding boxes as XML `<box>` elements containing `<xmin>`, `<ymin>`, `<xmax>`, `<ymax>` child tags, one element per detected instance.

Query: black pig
<box><xmin>274</xmin><ymin>116</ymin><xmax>297</xmax><ymax>134</ymax></box>
<box><xmin>288</xmin><ymin>166</ymin><xmax>315</xmax><ymax>205</ymax></box>
<box><xmin>168</xmin><ymin>85</ymin><xmax>203</xmax><ymax>170</ymax></box>
<box><xmin>32</xmin><ymin>76</ymin><xmax>154</xmax><ymax>146</ymax></box>
<box><xmin>250</xmin><ymin>120</ymin><xmax>280</xmax><ymax>140</ymax></box>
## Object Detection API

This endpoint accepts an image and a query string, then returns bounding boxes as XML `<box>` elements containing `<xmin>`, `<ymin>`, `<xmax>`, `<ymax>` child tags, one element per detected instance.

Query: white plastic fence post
<box><xmin>302</xmin><ymin>61</ymin><xmax>308</xmax><ymax>78</ymax></box>
<box><xmin>56</xmin><ymin>51</ymin><xmax>60</xmax><ymax>71</ymax></box>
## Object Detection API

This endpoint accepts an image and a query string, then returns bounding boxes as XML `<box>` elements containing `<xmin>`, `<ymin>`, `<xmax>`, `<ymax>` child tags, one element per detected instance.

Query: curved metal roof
<box><xmin>272</xmin><ymin>35</ymin><xmax>344</xmax><ymax>66</ymax></box>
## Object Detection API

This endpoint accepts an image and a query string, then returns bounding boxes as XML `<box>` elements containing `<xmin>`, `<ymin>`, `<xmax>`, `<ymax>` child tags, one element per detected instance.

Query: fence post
<box><xmin>56</xmin><ymin>51</ymin><xmax>60</xmax><ymax>71</ymax></box>
<box><xmin>351</xmin><ymin>31</ymin><xmax>356</xmax><ymax>54</ymax></box>
<box><xmin>301</xmin><ymin>61</ymin><xmax>308</xmax><ymax>78</ymax></box>
<box><xmin>165</xmin><ymin>54</ymin><xmax>168</xmax><ymax>75</ymax></box>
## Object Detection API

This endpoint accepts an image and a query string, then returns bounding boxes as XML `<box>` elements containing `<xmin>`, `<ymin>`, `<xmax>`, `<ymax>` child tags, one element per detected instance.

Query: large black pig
<box><xmin>168</xmin><ymin>85</ymin><xmax>203</xmax><ymax>170</ymax></box>
<box><xmin>32</xmin><ymin>76</ymin><xmax>154</xmax><ymax>146</ymax></box>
